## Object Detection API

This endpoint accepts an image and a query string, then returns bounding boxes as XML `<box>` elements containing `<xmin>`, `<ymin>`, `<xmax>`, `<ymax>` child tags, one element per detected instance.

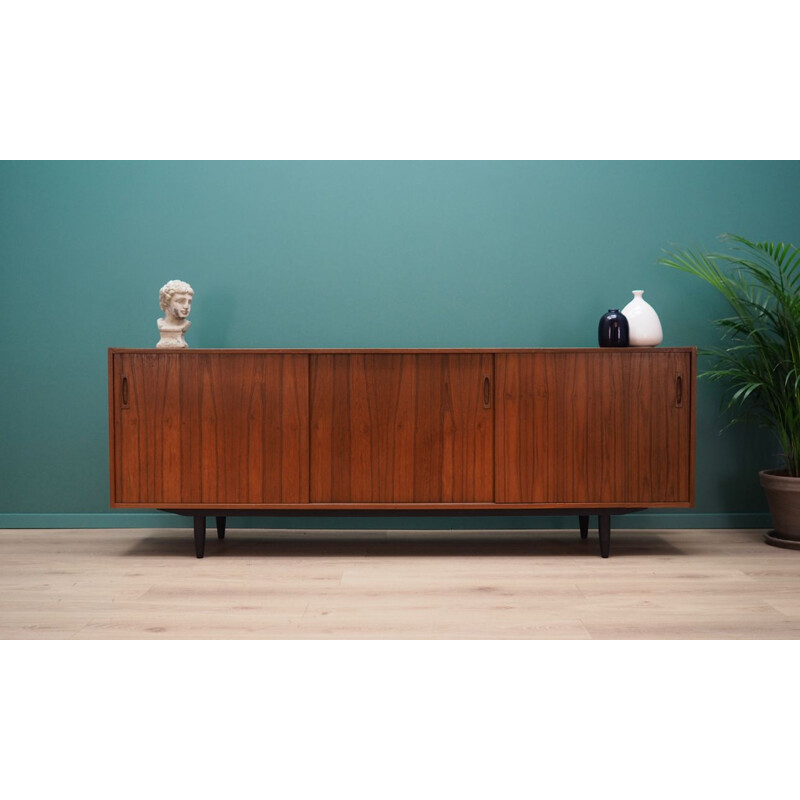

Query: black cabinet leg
<box><xmin>579</xmin><ymin>515</ymin><xmax>589</xmax><ymax>540</ymax></box>
<box><xmin>216</xmin><ymin>516</ymin><xmax>226</xmax><ymax>540</ymax></box>
<box><xmin>598</xmin><ymin>513</ymin><xmax>611</xmax><ymax>558</ymax></box>
<box><xmin>194</xmin><ymin>516</ymin><xmax>206</xmax><ymax>558</ymax></box>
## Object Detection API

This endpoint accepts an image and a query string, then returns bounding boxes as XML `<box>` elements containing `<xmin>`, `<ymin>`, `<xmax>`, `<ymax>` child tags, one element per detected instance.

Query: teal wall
<box><xmin>2</xmin><ymin>161</ymin><xmax>798</xmax><ymax>529</ymax></box>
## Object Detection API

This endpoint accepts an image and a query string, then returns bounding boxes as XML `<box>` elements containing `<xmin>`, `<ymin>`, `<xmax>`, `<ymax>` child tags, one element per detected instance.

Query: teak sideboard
<box><xmin>108</xmin><ymin>348</ymin><xmax>696</xmax><ymax>558</ymax></box>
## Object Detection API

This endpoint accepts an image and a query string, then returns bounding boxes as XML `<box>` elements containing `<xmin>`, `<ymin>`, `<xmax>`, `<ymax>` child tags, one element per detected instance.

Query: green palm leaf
<box><xmin>660</xmin><ymin>234</ymin><xmax>800</xmax><ymax>476</ymax></box>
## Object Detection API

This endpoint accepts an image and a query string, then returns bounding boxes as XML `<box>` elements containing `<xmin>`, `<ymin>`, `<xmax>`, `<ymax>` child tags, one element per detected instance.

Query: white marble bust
<box><xmin>157</xmin><ymin>280</ymin><xmax>194</xmax><ymax>349</ymax></box>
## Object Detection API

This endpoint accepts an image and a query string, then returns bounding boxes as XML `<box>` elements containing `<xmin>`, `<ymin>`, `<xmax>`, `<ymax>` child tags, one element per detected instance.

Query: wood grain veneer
<box><xmin>495</xmin><ymin>350</ymin><xmax>694</xmax><ymax>505</ymax></box>
<box><xmin>309</xmin><ymin>353</ymin><xmax>494</xmax><ymax>503</ymax></box>
<box><xmin>111</xmin><ymin>351</ymin><xmax>308</xmax><ymax>506</ymax></box>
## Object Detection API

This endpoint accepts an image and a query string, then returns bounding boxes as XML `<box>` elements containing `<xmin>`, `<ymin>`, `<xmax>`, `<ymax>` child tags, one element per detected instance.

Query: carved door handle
<box><xmin>122</xmin><ymin>376</ymin><xmax>130</xmax><ymax>409</ymax></box>
<box><xmin>483</xmin><ymin>376</ymin><xmax>491</xmax><ymax>409</ymax></box>
<box><xmin>676</xmin><ymin>374</ymin><xmax>683</xmax><ymax>407</ymax></box>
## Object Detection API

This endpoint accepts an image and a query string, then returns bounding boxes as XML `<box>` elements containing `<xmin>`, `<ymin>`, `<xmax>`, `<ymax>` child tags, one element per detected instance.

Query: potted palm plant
<box><xmin>660</xmin><ymin>234</ymin><xmax>800</xmax><ymax>548</ymax></box>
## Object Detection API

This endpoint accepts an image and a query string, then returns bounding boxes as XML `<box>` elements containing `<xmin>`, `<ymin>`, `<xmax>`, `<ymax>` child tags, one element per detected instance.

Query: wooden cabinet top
<box><xmin>109</xmin><ymin>347</ymin><xmax>696</xmax><ymax>355</ymax></box>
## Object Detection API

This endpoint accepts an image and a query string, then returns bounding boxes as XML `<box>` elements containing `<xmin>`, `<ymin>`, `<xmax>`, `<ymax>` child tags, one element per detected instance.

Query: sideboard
<box><xmin>108</xmin><ymin>348</ymin><xmax>696</xmax><ymax>557</ymax></box>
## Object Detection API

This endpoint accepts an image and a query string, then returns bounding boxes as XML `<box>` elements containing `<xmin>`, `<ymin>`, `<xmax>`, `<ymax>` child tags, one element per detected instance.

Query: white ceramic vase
<box><xmin>621</xmin><ymin>290</ymin><xmax>663</xmax><ymax>346</ymax></box>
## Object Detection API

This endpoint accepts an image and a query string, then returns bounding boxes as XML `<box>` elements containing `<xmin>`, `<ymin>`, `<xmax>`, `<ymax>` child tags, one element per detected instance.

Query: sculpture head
<box><xmin>159</xmin><ymin>279</ymin><xmax>194</xmax><ymax>321</ymax></box>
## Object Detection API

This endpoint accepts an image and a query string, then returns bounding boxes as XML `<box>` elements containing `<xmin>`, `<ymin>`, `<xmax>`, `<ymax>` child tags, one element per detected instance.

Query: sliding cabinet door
<box><xmin>310</xmin><ymin>353</ymin><xmax>494</xmax><ymax>503</ymax></box>
<box><xmin>495</xmin><ymin>351</ymin><xmax>693</xmax><ymax>505</ymax></box>
<box><xmin>111</xmin><ymin>352</ymin><xmax>309</xmax><ymax>505</ymax></box>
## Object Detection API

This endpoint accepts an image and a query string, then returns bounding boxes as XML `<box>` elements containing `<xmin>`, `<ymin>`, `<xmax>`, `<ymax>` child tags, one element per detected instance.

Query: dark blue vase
<box><xmin>598</xmin><ymin>309</ymin><xmax>629</xmax><ymax>347</ymax></box>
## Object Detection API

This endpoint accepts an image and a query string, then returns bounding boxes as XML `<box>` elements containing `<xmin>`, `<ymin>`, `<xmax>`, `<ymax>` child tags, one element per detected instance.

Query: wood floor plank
<box><xmin>1</xmin><ymin>527</ymin><xmax>799</xmax><ymax>639</ymax></box>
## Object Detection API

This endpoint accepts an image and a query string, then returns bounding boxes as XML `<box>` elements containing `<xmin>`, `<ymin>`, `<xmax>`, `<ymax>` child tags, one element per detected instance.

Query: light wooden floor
<box><xmin>2</xmin><ymin>526</ymin><xmax>800</xmax><ymax>639</ymax></box>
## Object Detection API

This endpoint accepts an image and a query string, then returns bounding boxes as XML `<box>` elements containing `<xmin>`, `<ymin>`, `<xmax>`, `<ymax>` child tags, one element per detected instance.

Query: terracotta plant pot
<box><xmin>760</xmin><ymin>469</ymin><xmax>800</xmax><ymax>548</ymax></box>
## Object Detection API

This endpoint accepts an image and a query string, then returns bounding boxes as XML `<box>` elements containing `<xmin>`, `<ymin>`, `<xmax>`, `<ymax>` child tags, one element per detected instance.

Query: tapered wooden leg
<box><xmin>579</xmin><ymin>515</ymin><xmax>589</xmax><ymax>540</ymax></box>
<box><xmin>216</xmin><ymin>516</ymin><xmax>226</xmax><ymax>540</ymax></box>
<box><xmin>598</xmin><ymin>513</ymin><xmax>611</xmax><ymax>558</ymax></box>
<box><xmin>194</xmin><ymin>516</ymin><xmax>206</xmax><ymax>558</ymax></box>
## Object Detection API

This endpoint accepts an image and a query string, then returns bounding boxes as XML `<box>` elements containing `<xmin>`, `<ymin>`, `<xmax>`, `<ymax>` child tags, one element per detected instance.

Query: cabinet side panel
<box><xmin>109</xmin><ymin>351</ymin><xmax>118</xmax><ymax>505</ymax></box>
